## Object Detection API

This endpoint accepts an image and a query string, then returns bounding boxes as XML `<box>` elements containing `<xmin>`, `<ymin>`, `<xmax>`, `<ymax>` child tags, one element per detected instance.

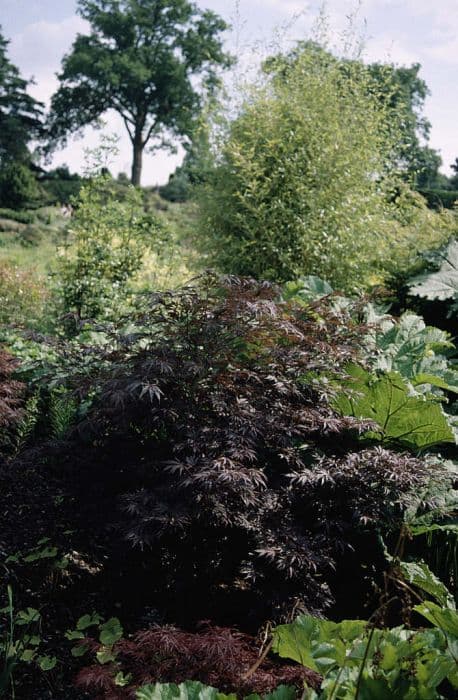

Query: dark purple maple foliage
<box><xmin>76</xmin><ymin>623</ymin><xmax>320</xmax><ymax>699</ymax></box>
<box><xmin>47</xmin><ymin>275</ymin><xmax>433</xmax><ymax>625</ymax></box>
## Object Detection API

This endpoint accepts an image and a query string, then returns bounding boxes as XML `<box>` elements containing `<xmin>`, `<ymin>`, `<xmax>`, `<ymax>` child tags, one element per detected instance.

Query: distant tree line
<box><xmin>0</xmin><ymin>0</ymin><xmax>457</xmax><ymax>208</ymax></box>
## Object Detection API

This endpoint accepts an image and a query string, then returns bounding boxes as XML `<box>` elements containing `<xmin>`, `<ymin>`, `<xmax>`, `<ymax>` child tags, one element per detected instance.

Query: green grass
<box><xmin>0</xmin><ymin>207</ymin><xmax>34</xmax><ymax>224</ymax></box>
<box><xmin>0</xmin><ymin>237</ymin><xmax>57</xmax><ymax>275</ymax></box>
<box><xmin>0</xmin><ymin>206</ymin><xmax>66</xmax><ymax>275</ymax></box>
<box><xmin>0</xmin><ymin>197</ymin><xmax>204</xmax><ymax>291</ymax></box>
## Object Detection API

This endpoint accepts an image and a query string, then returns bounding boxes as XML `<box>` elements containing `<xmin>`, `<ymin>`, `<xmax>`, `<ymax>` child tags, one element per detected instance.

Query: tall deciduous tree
<box><xmin>367</xmin><ymin>62</ymin><xmax>442</xmax><ymax>187</ymax></box>
<box><xmin>49</xmin><ymin>0</ymin><xmax>232</xmax><ymax>185</ymax></box>
<box><xmin>0</xmin><ymin>28</ymin><xmax>43</xmax><ymax>165</ymax></box>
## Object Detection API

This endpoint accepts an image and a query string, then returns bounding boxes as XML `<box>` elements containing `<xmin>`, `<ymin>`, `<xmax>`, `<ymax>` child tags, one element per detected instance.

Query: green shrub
<box><xmin>0</xmin><ymin>586</ymin><xmax>57</xmax><ymax>695</ymax></box>
<box><xmin>419</xmin><ymin>188</ymin><xmax>458</xmax><ymax>210</ymax></box>
<box><xmin>160</xmin><ymin>125</ymin><xmax>214</xmax><ymax>203</ymax></box>
<box><xmin>0</xmin><ymin>162</ymin><xmax>40</xmax><ymax>210</ymax></box>
<box><xmin>199</xmin><ymin>44</ymin><xmax>453</xmax><ymax>291</ymax></box>
<box><xmin>40</xmin><ymin>167</ymin><xmax>83</xmax><ymax>205</ymax></box>
<box><xmin>385</xmin><ymin>189</ymin><xmax>457</xmax><ymax>282</ymax></box>
<box><xmin>159</xmin><ymin>170</ymin><xmax>192</xmax><ymax>202</ymax></box>
<box><xmin>0</xmin><ymin>208</ymin><xmax>34</xmax><ymax>224</ymax></box>
<box><xmin>18</xmin><ymin>223</ymin><xmax>46</xmax><ymax>247</ymax></box>
<box><xmin>55</xmin><ymin>174</ymin><xmax>163</xmax><ymax>327</ymax></box>
<box><xmin>34</xmin><ymin>208</ymin><xmax>53</xmax><ymax>225</ymax></box>
<box><xmin>0</xmin><ymin>218</ymin><xmax>24</xmax><ymax>235</ymax></box>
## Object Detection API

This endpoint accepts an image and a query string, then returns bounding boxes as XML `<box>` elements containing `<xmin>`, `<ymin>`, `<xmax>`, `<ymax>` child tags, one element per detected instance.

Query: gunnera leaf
<box><xmin>136</xmin><ymin>681</ymin><xmax>236</xmax><ymax>700</ymax></box>
<box><xmin>400</xmin><ymin>560</ymin><xmax>455</xmax><ymax>609</ymax></box>
<box><xmin>283</xmin><ymin>276</ymin><xmax>334</xmax><ymax>303</ymax></box>
<box><xmin>272</xmin><ymin>615</ymin><xmax>366</xmax><ymax>673</ymax></box>
<box><xmin>99</xmin><ymin>617</ymin><xmax>123</xmax><ymax>646</ymax></box>
<box><xmin>409</xmin><ymin>239</ymin><xmax>458</xmax><ymax>302</ymax></box>
<box><xmin>372</xmin><ymin>312</ymin><xmax>458</xmax><ymax>392</ymax></box>
<box><xmin>334</xmin><ymin>365</ymin><xmax>454</xmax><ymax>450</ymax></box>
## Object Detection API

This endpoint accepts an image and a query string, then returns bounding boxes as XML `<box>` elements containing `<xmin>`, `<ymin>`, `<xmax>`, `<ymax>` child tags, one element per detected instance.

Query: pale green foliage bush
<box><xmin>0</xmin><ymin>262</ymin><xmax>46</xmax><ymax>326</ymax></box>
<box><xmin>56</xmin><ymin>175</ymin><xmax>162</xmax><ymax>323</ymax></box>
<box><xmin>200</xmin><ymin>44</ymin><xmax>453</xmax><ymax>290</ymax></box>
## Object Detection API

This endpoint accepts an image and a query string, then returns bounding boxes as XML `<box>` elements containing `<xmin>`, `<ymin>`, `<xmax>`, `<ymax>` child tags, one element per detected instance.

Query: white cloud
<box><xmin>367</xmin><ymin>0</ymin><xmax>458</xmax><ymax>40</ymax></box>
<box><xmin>9</xmin><ymin>15</ymin><xmax>89</xmax><ymax>102</ymax></box>
<box><xmin>362</xmin><ymin>33</ymin><xmax>421</xmax><ymax>66</ymax></box>
<box><xmin>425</xmin><ymin>39</ymin><xmax>458</xmax><ymax>66</ymax></box>
<box><xmin>259</xmin><ymin>0</ymin><xmax>311</xmax><ymax>11</ymax></box>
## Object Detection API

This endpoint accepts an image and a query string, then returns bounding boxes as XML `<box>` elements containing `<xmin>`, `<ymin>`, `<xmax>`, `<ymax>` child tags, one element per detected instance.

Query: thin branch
<box><xmin>122</xmin><ymin>115</ymin><xmax>134</xmax><ymax>142</ymax></box>
<box><xmin>142</xmin><ymin>118</ymin><xmax>160</xmax><ymax>148</ymax></box>
<box><xmin>240</xmin><ymin>639</ymin><xmax>273</xmax><ymax>681</ymax></box>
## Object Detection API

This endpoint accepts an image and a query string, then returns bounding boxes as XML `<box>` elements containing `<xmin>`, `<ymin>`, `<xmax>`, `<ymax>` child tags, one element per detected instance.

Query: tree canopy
<box><xmin>264</xmin><ymin>43</ymin><xmax>442</xmax><ymax>189</ymax></box>
<box><xmin>49</xmin><ymin>0</ymin><xmax>232</xmax><ymax>185</ymax></box>
<box><xmin>0</xmin><ymin>27</ymin><xmax>43</xmax><ymax>165</ymax></box>
<box><xmin>367</xmin><ymin>62</ymin><xmax>442</xmax><ymax>188</ymax></box>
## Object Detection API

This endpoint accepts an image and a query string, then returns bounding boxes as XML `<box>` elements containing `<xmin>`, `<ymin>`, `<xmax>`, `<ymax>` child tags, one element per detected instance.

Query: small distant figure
<box><xmin>60</xmin><ymin>204</ymin><xmax>74</xmax><ymax>218</ymax></box>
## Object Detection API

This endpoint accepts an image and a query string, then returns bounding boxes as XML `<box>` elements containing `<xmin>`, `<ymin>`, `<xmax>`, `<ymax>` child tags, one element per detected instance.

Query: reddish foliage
<box><xmin>0</xmin><ymin>348</ymin><xmax>24</xmax><ymax>454</ymax></box>
<box><xmin>76</xmin><ymin>623</ymin><xmax>320</xmax><ymax>699</ymax></box>
<box><xmin>28</xmin><ymin>276</ymin><xmax>434</xmax><ymax>624</ymax></box>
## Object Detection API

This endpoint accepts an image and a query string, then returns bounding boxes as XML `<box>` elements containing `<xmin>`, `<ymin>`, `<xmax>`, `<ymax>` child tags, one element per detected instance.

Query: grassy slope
<box><xmin>0</xmin><ymin>195</ymin><xmax>204</xmax><ymax>290</ymax></box>
<box><xmin>0</xmin><ymin>207</ymin><xmax>66</xmax><ymax>275</ymax></box>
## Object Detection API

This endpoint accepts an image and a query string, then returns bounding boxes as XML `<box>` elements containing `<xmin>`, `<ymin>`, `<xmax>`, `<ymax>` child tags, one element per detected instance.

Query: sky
<box><xmin>1</xmin><ymin>0</ymin><xmax>457</xmax><ymax>185</ymax></box>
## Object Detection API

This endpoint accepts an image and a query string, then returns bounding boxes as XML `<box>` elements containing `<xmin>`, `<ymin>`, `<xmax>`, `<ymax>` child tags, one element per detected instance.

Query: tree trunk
<box><xmin>131</xmin><ymin>132</ymin><xmax>143</xmax><ymax>186</ymax></box>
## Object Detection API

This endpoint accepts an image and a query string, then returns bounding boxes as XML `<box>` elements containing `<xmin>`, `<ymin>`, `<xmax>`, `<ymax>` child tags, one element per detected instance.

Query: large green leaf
<box><xmin>371</xmin><ymin>312</ymin><xmax>458</xmax><ymax>393</ymax></box>
<box><xmin>410</xmin><ymin>523</ymin><xmax>458</xmax><ymax>537</ymax></box>
<box><xmin>137</xmin><ymin>685</ymin><xmax>296</xmax><ymax>700</ymax></box>
<box><xmin>76</xmin><ymin>612</ymin><xmax>102</xmax><ymax>630</ymax></box>
<box><xmin>99</xmin><ymin>617</ymin><xmax>123</xmax><ymax>646</ymax></box>
<box><xmin>400</xmin><ymin>561</ymin><xmax>456</xmax><ymax>609</ymax></box>
<box><xmin>409</xmin><ymin>239</ymin><xmax>458</xmax><ymax>301</ymax></box>
<box><xmin>136</xmin><ymin>682</ymin><xmax>236</xmax><ymax>700</ymax></box>
<box><xmin>245</xmin><ymin>687</ymin><xmax>297</xmax><ymax>700</ymax></box>
<box><xmin>334</xmin><ymin>365</ymin><xmax>455</xmax><ymax>450</ymax></box>
<box><xmin>271</xmin><ymin>615</ymin><xmax>321</xmax><ymax>670</ymax></box>
<box><xmin>38</xmin><ymin>655</ymin><xmax>57</xmax><ymax>671</ymax></box>
<box><xmin>272</xmin><ymin>615</ymin><xmax>366</xmax><ymax>673</ymax></box>
<box><xmin>271</xmin><ymin>614</ymin><xmax>457</xmax><ymax>698</ymax></box>
<box><xmin>406</xmin><ymin>459</ymin><xmax>458</xmax><ymax>527</ymax></box>
<box><xmin>412</xmin><ymin>372</ymin><xmax>458</xmax><ymax>393</ymax></box>
<box><xmin>414</xmin><ymin>601</ymin><xmax>458</xmax><ymax>638</ymax></box>
<box><xmin>283</xmin><ymin>276</ymin><xmax>334</xmax><ymax>303</ymax></box>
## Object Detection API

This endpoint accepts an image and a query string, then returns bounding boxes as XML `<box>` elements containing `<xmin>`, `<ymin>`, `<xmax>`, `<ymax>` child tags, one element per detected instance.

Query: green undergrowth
<box><xmin>2</xmin><ymin>274</ymin><xmax>458</xmax><ymax>698</ymax></box>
